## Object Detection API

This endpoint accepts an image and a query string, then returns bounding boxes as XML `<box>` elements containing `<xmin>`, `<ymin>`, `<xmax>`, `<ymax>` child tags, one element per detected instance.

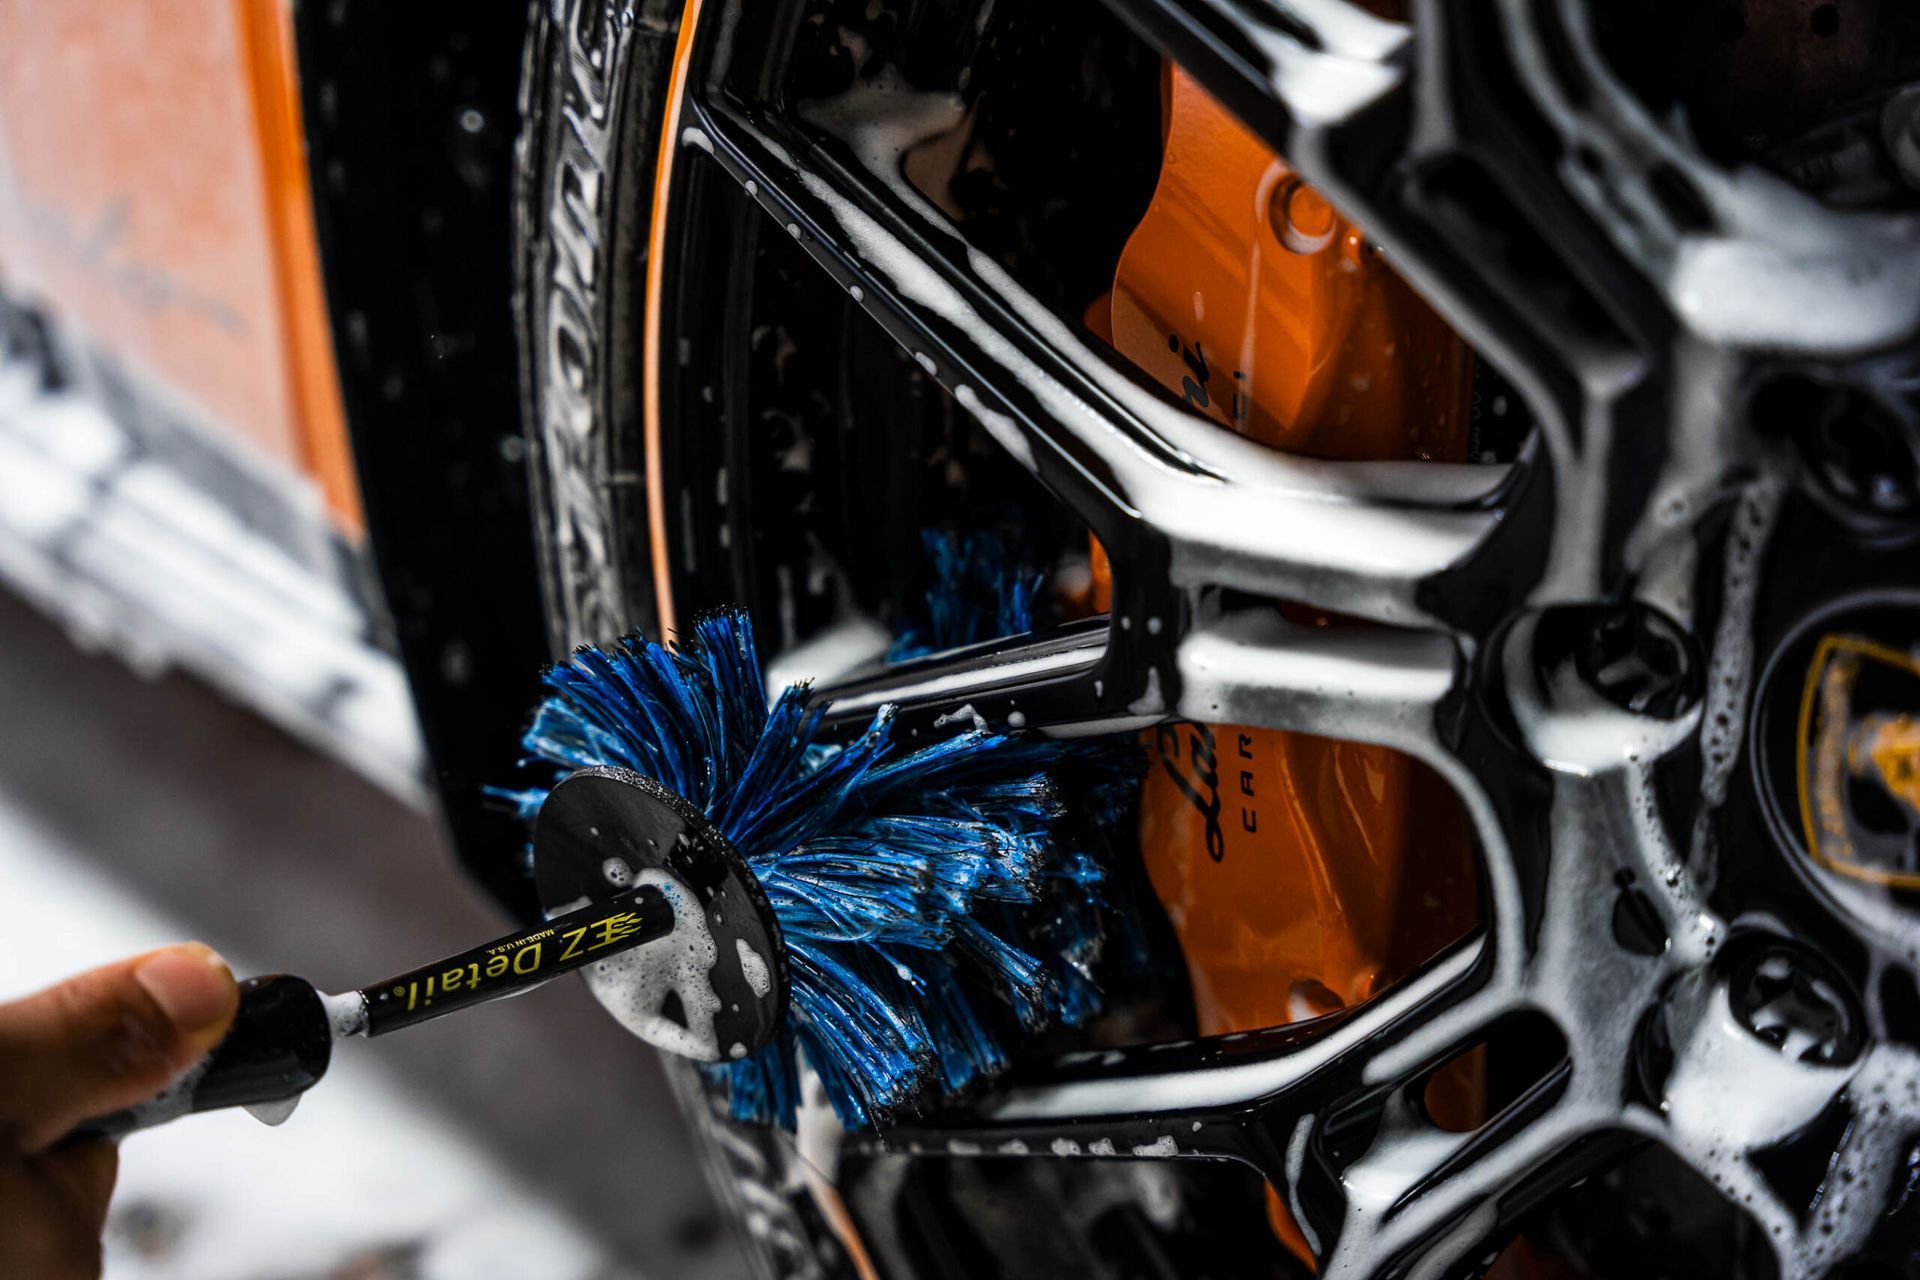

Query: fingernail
<box><xmin>135</xmin><ymin>944</ymin><xmax>235</xmax><ymax>1032</ymax></box>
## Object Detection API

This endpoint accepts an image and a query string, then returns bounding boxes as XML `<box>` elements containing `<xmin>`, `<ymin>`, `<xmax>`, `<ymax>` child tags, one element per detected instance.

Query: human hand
<box><xmin>0</xmin><ymin>944</ymin><xmax>238</xmax><ymax>1278</ymax></box>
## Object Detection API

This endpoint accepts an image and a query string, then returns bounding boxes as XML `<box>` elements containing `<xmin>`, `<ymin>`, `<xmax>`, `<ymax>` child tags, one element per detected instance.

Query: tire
<box><xmin>517</xmin><ymin>6</ymin><xmax>856</xmax><ymax>1278</ymax></box>
<box><xmin>516</xmin><ymin>0</ymin><xmax>676</xmax><ymax>656</ymax></box>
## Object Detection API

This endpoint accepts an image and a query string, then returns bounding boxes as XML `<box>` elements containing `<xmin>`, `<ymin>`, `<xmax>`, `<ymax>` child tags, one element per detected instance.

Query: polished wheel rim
<box><xmin>614</xmin><ymin>1</ymin><xmax>1920</xmax><ymax>1275</ymax></box>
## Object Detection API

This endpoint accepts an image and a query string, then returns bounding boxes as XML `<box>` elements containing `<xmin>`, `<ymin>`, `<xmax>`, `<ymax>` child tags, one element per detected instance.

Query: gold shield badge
<box><xmin>1795</xmin><ymin>633</ymin><xmax>1920</xmax><ymax>889</ymax></box>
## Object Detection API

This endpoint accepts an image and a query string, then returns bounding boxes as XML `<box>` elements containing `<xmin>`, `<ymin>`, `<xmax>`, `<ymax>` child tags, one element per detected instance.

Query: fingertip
<box><xmin>133</xmin><ymin>944</ymin><xmax>237</xmax><ymax>1036</ymax></box>
<box><xmin>0</xmin><ymin>947</ymin><xmax>241</xmax><ymax>1151</ymax></box>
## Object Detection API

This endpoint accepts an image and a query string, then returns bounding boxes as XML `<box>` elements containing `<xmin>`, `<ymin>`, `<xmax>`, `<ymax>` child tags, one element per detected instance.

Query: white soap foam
<box><xmin>321</xmin><ymin>990</ymin><xmax>369</xmax><ymax>1039</ymax></box>
<box><xmin>125</xmin><ymin>1055</ymin><xmax>213</xmax><ymax>1129</ymax></box>
<box><xmin>736</xmin><ymin>938</ymin><xmax>772</xmax><ymax>998</ymax></box>
<box><xmin>934</xmin><ymin>703</ymin><xmax>990</xmax><ymax>733</ymax></box>
<box><xmin>579</xmin><ymin>868</ymin><xmax>723</xmax><ymax>1061</ymax></box>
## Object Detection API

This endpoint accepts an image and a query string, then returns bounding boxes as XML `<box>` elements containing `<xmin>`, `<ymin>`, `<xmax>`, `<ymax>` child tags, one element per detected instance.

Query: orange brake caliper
<box><xmin>1099</xmin><ymin>67</ymin><xmax>1482</xmax><ymax>1264</ymax></box>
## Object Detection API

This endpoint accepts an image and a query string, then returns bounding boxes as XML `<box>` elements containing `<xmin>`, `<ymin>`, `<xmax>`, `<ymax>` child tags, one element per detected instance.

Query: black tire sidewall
<box><xmin>515</xmin><ymin>0</ymin><xmax>679</xmax><ymax>654</ymax></box>
<box><xmin>514</xmin><ymin>8</ymin><xmax>854</xmax><ymax>1278</ymax></box>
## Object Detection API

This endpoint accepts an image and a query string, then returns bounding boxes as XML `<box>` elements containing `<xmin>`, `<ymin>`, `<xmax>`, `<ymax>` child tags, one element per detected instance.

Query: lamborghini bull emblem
<box><xmin>1796</xmin><ymin>632</ymin><xmax>1920</xmax><ymax>889</ymax></box>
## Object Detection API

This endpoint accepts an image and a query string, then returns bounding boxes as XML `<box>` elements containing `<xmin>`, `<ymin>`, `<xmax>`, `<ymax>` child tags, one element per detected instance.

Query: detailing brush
<box><xmin>495</xmin><ymin>610</ymin><xmax>1137</xmax><ymax>1128</ymax></box>
<box><xmin>67</xmin><ymin>611</ymin><xmax>1136</xmax><ymax>1140</ymax></box>
<box><xmin>64</xmin><ymin>766</ymin><xmax>789</xmax><ymax>1142</ymax></box>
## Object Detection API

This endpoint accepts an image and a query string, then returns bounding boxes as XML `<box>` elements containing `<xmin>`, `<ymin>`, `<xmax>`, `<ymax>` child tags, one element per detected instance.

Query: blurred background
<box><xmin>0</xmin><ymin>5</ymin><xmax>749</xmax><ymax>1275</ymax></box>
<box><xmin>0</xmin><ymin>570</ymin><xmax>743</xmax><ymax>1280</ymax></box>
<box><xmin>0</xmin><ymin>363</ymin><xmax>746</xmax><ymax>1279</ymax></box>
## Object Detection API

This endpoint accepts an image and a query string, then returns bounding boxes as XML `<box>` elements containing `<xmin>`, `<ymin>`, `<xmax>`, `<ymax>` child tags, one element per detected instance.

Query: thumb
<box><xmin>0</xmin><ymin>944</ymin><xmax>239</xmax><ymax>1152</ymax></box>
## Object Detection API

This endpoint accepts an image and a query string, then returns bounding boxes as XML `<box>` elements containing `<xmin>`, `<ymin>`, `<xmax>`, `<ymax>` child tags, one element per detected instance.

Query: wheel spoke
<box><xmin>854</xmin><ymin>924</ymin><xmax>1628</xmax><ymax>1280</ymax></box>
<box><xmin>1094</xmin><ymin>0</ymin><xmax>1410</xmax><ymax>142</ymax></box>
<box><xmin>1311</xmin><ymin>1102</ymin><xmax>1637</xmax><ymax>1279</ymax></box>
<box><xmin>943</xmin><ymin>934</ymin><xmax>1482</xmax><ymax>1129</ymax></box>
<box><xmin>1176</xmin><ymin>608</ymin><xmax>1461</xmax><ymax>748</ymax></box>
<box><xmin>852</xmin><ymin>934</ymin><xmax>1496</xmax><ymax>1255</ymax></box>
<box><xmin>809</xmin><ymin>602</ymin><xmax>1466</xmax><ymax>749</ymax></box>
<box><xmin>855</xmin><ymin>1106</ymin><xmax>1251</xmax><ymax>1167</ymax></box>
<box><xmin>811</xmin><ymin>617</ymin><xmax>1140</xmax><ymax>738</ymax></box>
<box><xmin>682</xmin><ymin>98</ymin><xmax>1509</xmax><ymax>629</ymax></box>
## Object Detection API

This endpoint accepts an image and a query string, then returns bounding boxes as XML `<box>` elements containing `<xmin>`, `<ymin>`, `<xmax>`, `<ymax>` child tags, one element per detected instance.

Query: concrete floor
<box><xmin>0</xmin><ymin>587</ymin><xmax>750</xmax><ymax>1279</ymax></box>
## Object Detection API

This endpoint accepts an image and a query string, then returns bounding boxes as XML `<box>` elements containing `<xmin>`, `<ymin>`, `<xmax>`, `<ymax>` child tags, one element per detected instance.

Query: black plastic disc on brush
<box><xmin>532</xmin><ymin>766</ymin><xmax>789</xmax><ymax>1064</ymax></box>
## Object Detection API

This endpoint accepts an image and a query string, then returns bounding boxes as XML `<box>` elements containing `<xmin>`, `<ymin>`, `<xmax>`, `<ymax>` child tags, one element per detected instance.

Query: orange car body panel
<box><xmin>1107</xmin><ymin>68</ymin><xmax>1481</xmax><ymax>1263</ymax></box>
<box><xmin>0</xmin><ymin>0</ymin><xmax>359</xmax><ymax>530</ymax></box>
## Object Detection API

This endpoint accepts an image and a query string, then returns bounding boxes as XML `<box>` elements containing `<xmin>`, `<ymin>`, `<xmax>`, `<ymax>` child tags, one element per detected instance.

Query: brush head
<box><xmin>494</xmin><ymin>610</ymin><xmax>1142</xmax><ymax>1129</ymax></box>
<box><xmin>532</xmin><ymin>767</ymin><xmax>788</xmax><ymax>1063</ymax></box>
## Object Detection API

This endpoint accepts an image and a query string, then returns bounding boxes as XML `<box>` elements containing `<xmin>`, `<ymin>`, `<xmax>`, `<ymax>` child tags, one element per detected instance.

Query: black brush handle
<box><xmin>362</xmin><ymin>882</ymin><xmax>673</xmax><ymax>1036</ymax></box>
<box><xmin>61</xmin><ymin>883</ymin><xmax>676</xmax><ymax>1142</ymax></box>
<box><xmin>60</xmin><ymin>874</ymin><xmax>685</xmax><ymax>1143</ymax></box>
<box><xmin>63</xmin><ymin>974</ymin><xmax>333</xmax><ymax>1144</ymax></box>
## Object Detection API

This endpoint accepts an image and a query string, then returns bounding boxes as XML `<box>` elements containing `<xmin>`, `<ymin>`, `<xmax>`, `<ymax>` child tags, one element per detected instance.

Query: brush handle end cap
<box><xmin>64</xmin><ymin>973</ymin><xmax>333</xmax><ymax>1143</ymax></box>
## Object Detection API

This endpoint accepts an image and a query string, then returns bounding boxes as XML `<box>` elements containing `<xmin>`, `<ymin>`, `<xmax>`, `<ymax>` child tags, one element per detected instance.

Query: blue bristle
<box><xmin>888</xmin><ymin>528</ymin><xmax>1047</xmax><ymax>662</ymax></box>
<box><xmin>490</xmin><ymin>610</ymin><xmax>1143</xmax><ymax>1129</ymax></box>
